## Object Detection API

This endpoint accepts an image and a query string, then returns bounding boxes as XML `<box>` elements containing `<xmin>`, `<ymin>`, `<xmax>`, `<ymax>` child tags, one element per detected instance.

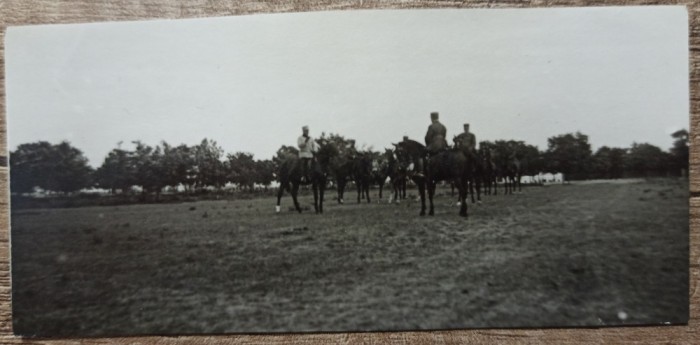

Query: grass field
<box><xmin>10</xmin><ymin>179</ymin><xmax>689</xmax><ymax>337</ymax></box>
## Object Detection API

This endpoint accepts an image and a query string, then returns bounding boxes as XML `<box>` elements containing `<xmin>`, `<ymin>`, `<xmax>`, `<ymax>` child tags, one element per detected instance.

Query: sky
<box><xmin>5</xmin><ymin>6</ymin><xmax>689</xmax><ymax>167</ymax></box>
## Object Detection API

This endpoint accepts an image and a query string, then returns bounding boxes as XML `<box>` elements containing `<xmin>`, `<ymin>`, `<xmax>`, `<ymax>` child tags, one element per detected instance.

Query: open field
<box><xmin>10</xmin><ymin>179</ymin><xmax>689</xmax><ymax>337</ymax></box>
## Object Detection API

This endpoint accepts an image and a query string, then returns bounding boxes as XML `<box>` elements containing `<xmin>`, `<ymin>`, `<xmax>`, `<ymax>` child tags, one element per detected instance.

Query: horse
<box><xmin>330</xmin><ymin>156</ymin><xmax>354</xmax><ymax>204</ymax></box>
<box><xmin>395</xmin><ymin>138</ymin><xmax>472</xmax><ymax>217</ymax></box>
<box><xmin>275</xmin><ymin>139</ymin><xmax>336</xmax><ymax>214</ymax></box>
<box><xmin>504</xmin><ymin>155</ymin><xmax>522</xmax><ymax>194</ymax></box>
<box><xmin>371</xmin><ymin>154</ymin><xmax>390</xmax><ymax>201</ymax></box>
<box><xmin>384</xmin><ymin>148</ymin><xmax>407</xmax><ymax>203</ymax></box>
<box><xmin>352</xmin><ymin>152</ymin><xmax>373</xmax><ymax>204</ymax></box>
<box><xmin>451</xmin><ymin>136</ymin><xmax>480</xmax><ymax>205</ymax></box>
<box><xmin>492</xmin><ymin>148</ymin><xmax>521</xmax><ymax>195</ymax></box>
<box><xmin>478</xmin><ymin>147</ymin><xmax>498</xmax><ymax>195</ymax></box>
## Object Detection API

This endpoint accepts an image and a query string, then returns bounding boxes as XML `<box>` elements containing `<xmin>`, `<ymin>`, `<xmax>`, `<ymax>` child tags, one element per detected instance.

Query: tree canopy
<box><xmin>10</xmin><ymin>128</ymin><xmax>688</xmax><ymax>196</ymax></box>
<box><xmin>11</xmin><ymin>141</ymin><xmax>93</xmax><ymax>194</ymax></box>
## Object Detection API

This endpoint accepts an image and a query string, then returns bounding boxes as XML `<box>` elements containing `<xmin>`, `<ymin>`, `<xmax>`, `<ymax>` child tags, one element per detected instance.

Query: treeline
<box><xmin>9</xmin><ymin>130</ymin><xmax>689</xmax><ymax>198</ymax></box>
<box><xmin>539</xmin><ymin>130</ymin><xmax>689</xmax><ymax>181</ymax></box>
<box><xmin>10</xmin><ymin>139</ymin><xmax>279</xmax><ymax>198</ymax></box>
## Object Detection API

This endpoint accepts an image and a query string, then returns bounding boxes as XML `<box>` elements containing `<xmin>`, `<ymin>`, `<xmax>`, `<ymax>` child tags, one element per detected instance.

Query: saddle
<box><xmin>426</xmin><ymin>147</ymin><xmax>450</xmax><ymax>162</ymax></box>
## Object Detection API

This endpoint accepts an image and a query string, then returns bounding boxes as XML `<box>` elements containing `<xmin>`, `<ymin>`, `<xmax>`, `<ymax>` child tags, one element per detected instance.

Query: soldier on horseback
<box><xmin>455</xmin><ymin>123</ymin><xmax>477</xmax><ymax>160</ymax></box>
<box><xmin>346</xmin><ymin>139</ymin><xmax>358</xmax><ymax>160</ymax></box>
<box><xmin>416</xmin><ymin>111</ymin><xmax>448</xmax><ymax>177</ymax></box>
<box><xmin>297</xmin><ymin>125</ymin><xmax>317</xmax><ymax>183</ymax></box>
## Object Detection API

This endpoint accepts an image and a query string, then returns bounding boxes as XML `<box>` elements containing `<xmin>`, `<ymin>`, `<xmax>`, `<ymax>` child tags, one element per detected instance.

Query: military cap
<box><xmin>430</xmin><ymin>112</ymin><xmax>439</xmax><ymax>120</ymax></box>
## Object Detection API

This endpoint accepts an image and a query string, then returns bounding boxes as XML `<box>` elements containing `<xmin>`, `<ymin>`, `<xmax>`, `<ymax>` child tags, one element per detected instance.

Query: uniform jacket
<box><xmin>297</xmin><ymin>135</ymin><xmax>316</xmax><ymax>158</ymax></box>
<box><xmin>425</xmin><ymin>121</ymin><xmax>448</xmax><ymax>152</ymax></box>
<box><xmin>456</xmin><ymin>132</ymin><xmax>477</xmax><ymax>152</ymax></box>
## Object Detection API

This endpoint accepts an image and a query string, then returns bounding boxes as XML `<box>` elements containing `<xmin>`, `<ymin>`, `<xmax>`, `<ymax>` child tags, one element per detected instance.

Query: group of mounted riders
<box><xmin>276</xmin><ymin>112</ymin><xmax>523</xmax><ymax>217</ymax></box>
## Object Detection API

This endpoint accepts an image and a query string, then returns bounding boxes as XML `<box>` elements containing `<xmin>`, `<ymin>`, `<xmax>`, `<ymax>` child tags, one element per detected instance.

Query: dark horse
<box><xmin>352</xmin><ymin>152</ymin><xmax>373</xmax><ymax>203</ymax></box>
<box><xmin>276</xmin><ymin>139</ymin><xmax>336</xmax><ymax>214</ymax></box>
<box><xmin>492</xmin><ymin>149</ymin><xmax>521</xmax><ymax>195</ymax></box>
<box><xmin>330</xmin><ymin>155</ymin><xmax>354</xmax><ymax>204</ymax></box>
<box><xmin>504</xmin><ymin>155</ymin><xmax>522</xmax><ymax>194</ymax></box>
<box><xmin>395</xmin><ymin>139</ymin><xmax>472</xmax><ymax>217</ymax></box>
<box><xmin>454</xmin><ymin>137</ymin><xmax>481</xmax><ymax>205</ymax></box>
<box><xmin>478</xmin><ymin>147</ymin><xmax>498</xmax><ymax>195</ymax></box>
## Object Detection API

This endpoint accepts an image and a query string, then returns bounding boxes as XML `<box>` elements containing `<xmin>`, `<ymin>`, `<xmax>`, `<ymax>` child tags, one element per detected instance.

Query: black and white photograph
<box><xmin>6</xmin><ymin>6</ymin><xmax>690</xmax><ymax>337</ymax></box>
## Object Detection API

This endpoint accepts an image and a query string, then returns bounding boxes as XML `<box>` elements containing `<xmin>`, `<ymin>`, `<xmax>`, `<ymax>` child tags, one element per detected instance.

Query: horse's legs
<box><xmin>336</xmin><ymin>179</ymin><xmax>342</xmax><ymax>204</ymax></box>
<box><xmin>456</xmin><ymin>178</ymin><xmax>468</xmax><ymax>217</ymax></box>
<box><xmin>337</xmin><ymin>179</ymin><xmax>345</xmax><ymax>204</ymax></box>
<box><xmin>276</xmin><ymin>182</ymin><xmax>285</xmax><ymax>213</ymax></box>
<box><xmin>511</xmin><ymin>176</ymin><xmax>515</xmax><ymax>194</ymax></box>
<box><xmin>356</xmin><ymin>180</ymin><xmax>361</xmax><ymax>204</ymax></box>
<box><xmin>378</xmin><ymin>181</ymin><xmax>383</xmax><ymax>200</ymax></box>
<box><xmin>361</xmin><ymin>180</ymin><xmax>365</xmax><ymax>200</ymax></box>
<box><xmin>508</xmin><ymin>176</ymin><xmax>513</xmax><ymax>194</ymax></box>
<box><xmin>476</xmin><ymin>175</ymin><xmax>482</xmax><ymax>204</ymax></box>
<box><xmin>469</xmin><ymin>177</ymin><xmax>476</xmax><ymax>204</ymax></box>
<box><xmin>394</xmin><ymin>181</ymin><xmax>399</xmax><ymax>203</ymax></box>
<box><xmin>291</xmin><ymin>182</ymin><xmax>302</xmax><ymax>213</ymax></box>
<box><xmin>319</xmin><ymin>178</ymin><xmax>325</xmax><ymax>214</ymax></box>
<box><xmin>427</xmin><ymin>180</ymin><xmax>435</xmax><ymax>216</ymax></box>
<box><xmin>392</xmin><ymin>178</ymin><xmax>400</xmax><ymax>204</ymax></box>
<box><xmin>417</xmin><ymin>178</ymin><xmax>426</xmax><ymax>216</ymax></box>
<box><xmin>312</xmin><ymin>180</ymin><xmax>319</xmax><ymax>214</ymax></box>
<box><xmin>365</xmin><ymin>181</ymin><xmax>371</xmax><ymax>204</ymax></box>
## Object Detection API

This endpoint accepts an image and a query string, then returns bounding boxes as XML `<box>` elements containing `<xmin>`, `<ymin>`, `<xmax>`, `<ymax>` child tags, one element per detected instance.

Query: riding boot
<box><xmin>414</xmin><ymin>158</ymin><xmax>425</xmax><ymax>177</ymax></box>
<box><xmin>301</xmin><ymin>159</ymin><xmax>309</xmax><ymax>183</ymax></box>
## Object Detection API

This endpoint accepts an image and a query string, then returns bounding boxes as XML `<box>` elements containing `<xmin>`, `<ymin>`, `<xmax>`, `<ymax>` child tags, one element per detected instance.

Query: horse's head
<box><xmin>477</xmin><ymin>146</ymin><xmax>489</xmax><ymax>158</ymax></box>
<box><xmin>383</xmin><ymin>148</ymin><xmax>395</xmax><ymax>162</ymax></box>
<box><xmin>451</xmin><ymin>135</ymin><xmax>471</xmax><ymax>156</ymax></box>
<box><xmin>314</xmin><ymin>138</ymin><xmax>338</xmax><ymax>165</ymax></box>
<box><xmin>395</xmin><ymin>139</ymin><xmax>425</xmax><ymax>159</ymax></box>
<box><xmin>390</xmin><ymin>144</ymin><xmax>413</xmax><ymax>171</ymax></box>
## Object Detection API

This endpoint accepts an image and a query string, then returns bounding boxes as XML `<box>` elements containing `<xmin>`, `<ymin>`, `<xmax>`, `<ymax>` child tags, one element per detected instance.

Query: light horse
<box><xmin>275</xmin><ymin>138</ymin><xmax>336</xmax><ymax>214</ymax></box>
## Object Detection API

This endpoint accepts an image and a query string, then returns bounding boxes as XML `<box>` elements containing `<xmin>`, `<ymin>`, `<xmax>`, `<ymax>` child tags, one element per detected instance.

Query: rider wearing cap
<box><xmin>416</xmin><ymin>112</ymin><xmax>447</xmax><ymax>177</ymax></box>
<box><xmin>297</xmin><ymin>125</ymin><xmax>316</xmax><ymax>183</ymax></box>
<box><xmin>455</xmin><ymin>123</ymin><xmax>477</xmax><ymax>155</ymax></box>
